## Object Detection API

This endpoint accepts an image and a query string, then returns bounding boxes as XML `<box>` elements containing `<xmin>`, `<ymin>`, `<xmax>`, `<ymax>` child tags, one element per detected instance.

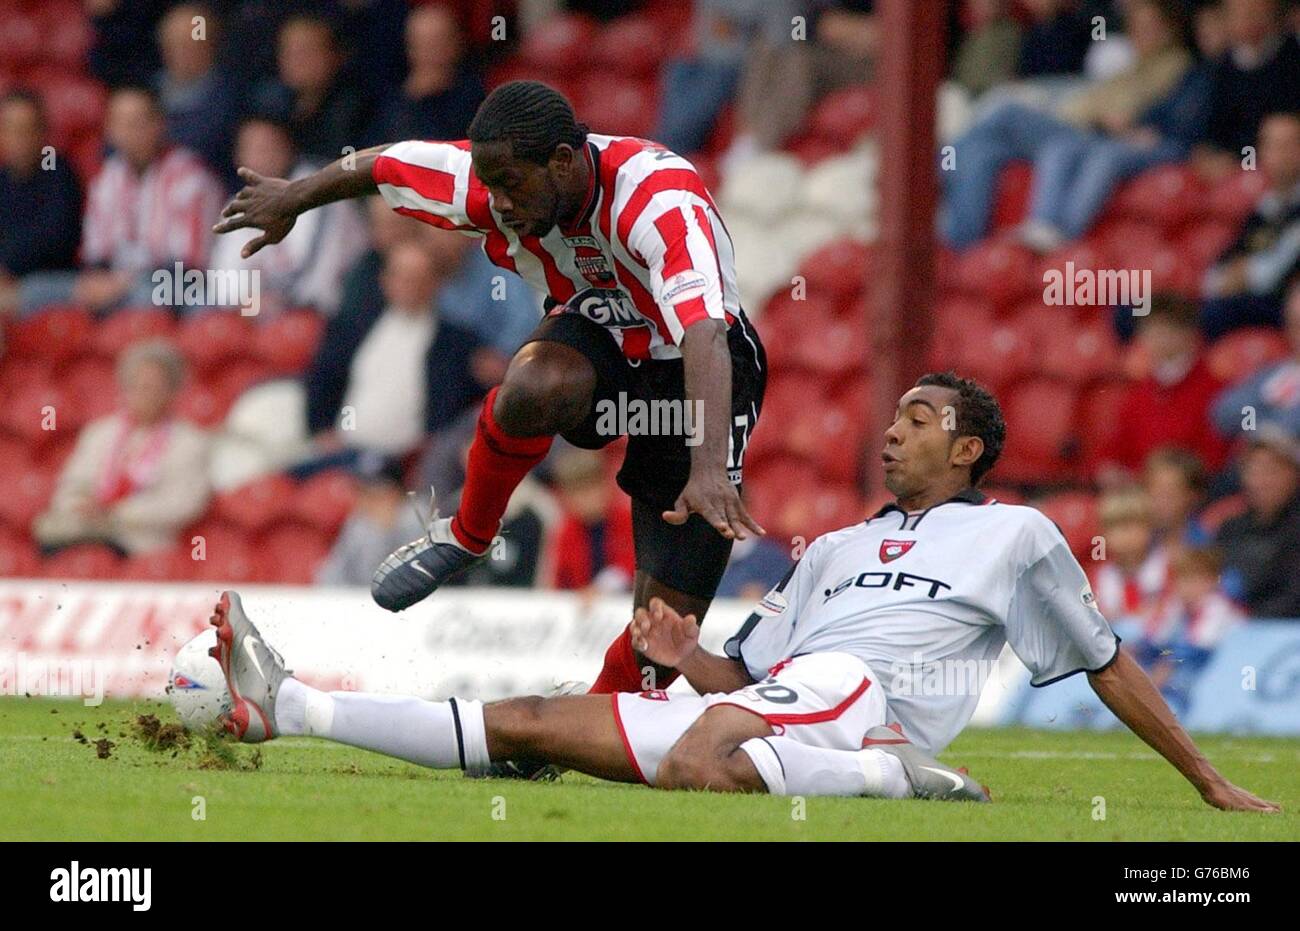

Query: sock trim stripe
<box><xmin>448</xmin><ymin>698</ymin><xmax>467</xmax><ymax>770</ymax></box>
<box><xmin>760</xmin><ymin>737</ymin><xmax>786</xmax><ymax>781</ymax></box>
<box><xmin>478</xmin><ymin>419</ymin><xmax>552</xmax><ymax>460</ymax></box>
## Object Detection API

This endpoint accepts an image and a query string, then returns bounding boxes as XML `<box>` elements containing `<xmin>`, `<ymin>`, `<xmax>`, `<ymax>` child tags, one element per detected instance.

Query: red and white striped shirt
<box><xmin>373</xmin><ymin>134</ymin><xmax>741</xmax><ymax>360</ymax></box>
<box><xmin>82</xmin><ymin>146</ymin><xmax>225</xmax><ymax>273</ymax></box>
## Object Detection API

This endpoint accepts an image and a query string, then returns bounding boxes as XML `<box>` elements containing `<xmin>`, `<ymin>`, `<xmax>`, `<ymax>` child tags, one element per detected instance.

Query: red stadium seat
<box><xmin>806</xmin><ymin>86</ymin><xmax>876</xmax><ymax>151</ymax></box>
<box><xmin>1035</xmin><ymin>239</ymin><xmax>1111</xmax><ymax>289</ymax></box>
<box><xmin>90</xmin><ymin>306</ymin><xmax>177</xmax><ymax>359</ymax></box>
<box><xmin>1031</xmin><ymin>310</ymin><xmax>1122</xmax><ymax>385</ymax></box>
<box><xmin>190</xmin><ymin>533</ymin><xmax>263</xmax><ymax>584</ymax></box>
<box><xmin>1110</xmin><ymin>164</ymin><xmax>1205</xmax><ymax>233</ymax></box>
<box><xmin>1176</xmin><ymin>220</ymin><xmax>1238</xmax><ymax>271</ymax></box>
<box><xmin>994</xmin><ymin>378</ymin><xmax>1079</xmax><ymax>483</ymax></box>
<box><xmin>211</xmin><ymin>474</ymin><xmax>300</xmax><ymax>535</ymax></box>
<box><xmin>789</xmin><ymin>315</ymin><xmax>869</xmax><ymax>379</ymax></box>
<box><xmin>253</xmin><ymin>309</ymin><xmax>324</xmax><ymax>376</ymax></box>
<box><xmin>575</xmin><ymin>74</ymin><xmax>657</xmax><ymax>139</ymax></box>
<box><xmin>35</xmin><ymin>70</ymin><xmax>106</xmax><ymax>143</ymax></box>
<box><xmin>1205</xmin><ymin>170</ymin><xmax>1268</xmax><ymax>224</ymax></box>
<box><xmin>0</xmin><ymin>356</ymin><xmax>52</xmax><ymax>397</ymax></box>
<box><xmin>42</xmin><ymin>542</ymin><xmax>122</xmax><ymax>580</ymax></box>
<box><xmin>7</xmin><ymin>305</ymin><xmax>93</xmax><ymax>363</ymax></box>
<box><xmin>119</xmin><ymin>547</ymin><xmax>188</xmax><ymax>582</ymax></box>
<box><xmin>0</xmin><ymin>435</ymin><xmax>31</xmax><ymax>479</ymax></box>
<box><xmin>517</xmin><ymin>13</ymin><xmax>599</xmax><ymax>74</ymax></box>
<box><xmin>773</xmin><ymin>481</ymin><xmax>867</xmax><ymax>543</ymax></box>
<box><xmin>1091</xmin><ymin>219</ymin><xmax>1166</xmax><ymax>263</ymax></box>
<box><xmin>260</xmin><ymin>521</ymin><xmax>332</xmax><ymax>584</ymax></box>
<box><xmin>174</xmin><ymin>381</ymin><xmax>232</xmax><ymax>428</ymax></box>
<box><xmin>62</xmin><ymin>355</ymin><xmax>118</xmax><ymax>423</ymax></box>
<box><xmin>0</xmin><ymin>529</ymin><xmax>40</xmax><ymax>577</ymax></box>
<box><xmin>0</xmin><ymin>471</ymin><xmax>54</xmax><ymax>532</ymax></box>
<box><xmin>949</xmin><ymin>238</ymin><xmax>1037</xmax><ymax>310</ymax></box>
<box><xmin>1207</xmin><ymin>327</ymin><xmax>1291</xmax><ymax>385</ymax></box>
<box><xmin>0</xmin><ymin>380</ymin><xmax>76</xmax><ymax>446</ymax></box>
<box><xmin>1034</xmin><ymin>491</ymin><xmax>1100</xmax><ymax>561</ymax></box>
<box><xmin>175</xmin><ymin>312</ymin><xmax>256</xmax><ymax>375</ymax></box>
<box><xmin>954</xmin><ymin>317</ymin><xmax>1035</xmax><ymax>392</ymax></box>
<box><xmin>785</xmin><ymin>402</ymin><xmax>867</xmax><ymax>485</ymax></box>
<box><xmin>589</xmin><ymin>15</ymin><xmax>665</xmax><ymax>79</ymax></box>
<box><xmin>39</xmin><ymin>1</ymin><xmax>92</xmax><ymax>69</ymax></box>
<box><xmin>293</xmin><ymin>469</ymin><xmax>359</xmax><ymax>535</ymax></box>
<box><xmin>989</xmin><ymin>162</ymin><xmax>1033</xmax><ymax>233</ymax></box>
<box><xmin>796</xmin><ymin>238</ymin><xmax>873</xmax><ymax>309</ymax></box>
<box><xmin>0</xmin><ymin>11</ymin><xmax>41</xmax><ymax>71</ymax></box>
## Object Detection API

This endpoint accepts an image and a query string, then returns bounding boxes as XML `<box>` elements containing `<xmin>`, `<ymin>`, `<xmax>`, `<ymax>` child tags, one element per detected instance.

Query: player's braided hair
<box><xmin>468</xmin><ymin>80</ymin><xmax>589</xmax><ymax>165</ymax></box>
<box><xmin>916</xmin><ymin>372</ymin><xmax>1006</xmax><ymax>485</ymax></box>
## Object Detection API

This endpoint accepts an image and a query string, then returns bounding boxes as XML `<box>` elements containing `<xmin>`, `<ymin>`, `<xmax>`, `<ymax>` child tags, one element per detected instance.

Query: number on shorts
<box><xmin>753</xmin><ymin>679</ymin><xmax>799</xmax><ymax>704</ymax></box>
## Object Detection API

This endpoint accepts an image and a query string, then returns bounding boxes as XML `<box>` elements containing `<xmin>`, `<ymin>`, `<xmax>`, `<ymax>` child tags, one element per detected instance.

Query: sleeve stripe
<box><xmin>374</xmin><ymin>156</ymin><xmax>457</xmax><ymax>205</ymax></box>
<box><xmin>616</xmin><ymin>168</ymin><xmax>714</xmax><ymax>254</ymax></box>
<box><xmin>652</xmin><ymin>208</ymin><xmax>696</xmax><ymax>279</ymax></box>
<box><xmin>392</xmin><ymin>206</ymin><xmax>478</xmax><ymax>232</ymax></box>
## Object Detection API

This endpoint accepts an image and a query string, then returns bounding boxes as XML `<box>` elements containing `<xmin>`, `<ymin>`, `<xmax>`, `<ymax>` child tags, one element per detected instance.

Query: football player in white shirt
<box><xmin>207</xmin><ymin>373</ymin><xmax>1279</xmax><ymax>811</ymax></box>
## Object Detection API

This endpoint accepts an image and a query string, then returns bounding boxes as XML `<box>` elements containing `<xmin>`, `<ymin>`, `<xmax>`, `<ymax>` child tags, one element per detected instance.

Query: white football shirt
<box><xmin>724</xmin><ymin>489</ymin><xmax>1120</xmax><ymax>755</ymax></box>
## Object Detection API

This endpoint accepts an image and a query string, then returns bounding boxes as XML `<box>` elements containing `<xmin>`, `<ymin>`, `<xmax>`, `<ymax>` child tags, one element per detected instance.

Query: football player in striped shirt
<box><xmin>214</xmin><ymin>81</ymin><xmax>766</xmax><ymax>702</ymax></box>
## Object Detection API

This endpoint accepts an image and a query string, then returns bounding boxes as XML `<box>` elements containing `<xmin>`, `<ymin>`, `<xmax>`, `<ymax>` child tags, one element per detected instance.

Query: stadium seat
<box><xmin>293</xmin><ymin>469</ymin><xmax>359</xmax><ymax>535</ymax></box>
<box><xmin>62</xmin><ymin>355</ymin><xmax>118</xmax><ymax>423</ymax></box>
<box><xmin>0</xmin><ymin>380</ymin><xmax>76</xmax><ymax>446</ymax></box>
<box><xmin>1091</xmin><ymin>219</ymin><xmax>1166</xmax><ymax>264</ymax></box>
<box><xmin>588</xmin><ymin>15</ymin><xmax>665</xmax><ymax>79</ymax></box>
<box><xmin>1207</xmin><ymin>327</ymin><xmax>1291</xmax><ymax>385</ymax></box>
<box><xmin>1205</xmin><ymin>169</ymin><xmax>1268</xmax><ymax>224</ymax></box>
<box><xmin>119</xmin><ymin>547</ymin><xmax>187</xmax><ymax>582</ymax></box>
<box><xmin>0</xmin><ymin>529</ymin><xmax>40</xmax><ymax>577</ymax></box>
<box><xmin>190</xmin><ymin>533</ymin><xmax>263</xmax><ymax>584</ymax></box>
<box><xmin>773</xmin><ymin>481</ymin><xmax>867</xmax><ymax>542</ymax></box>
<box><xmin>39</xmin><ymin>1</ymin><xmax>91</xmax><ymax>70</ymax></box>
<box><xmin>90</xmin><ymin>306</ymin><xmax>177</xmax><ymax>359</ymax></box>
<box><xmin>1030</xmin><ymin>310</ymin><xmax>1122</xmax><ymax>385</ymax></box>
<box><xmin>175</xmin><ymin>312</ymin><xmax>256</xmax><ymax>375</ymax></box>
<box><xmin>35</xmin><ymin>70</ymin><xmax>106</xmax><ymax>143</ymax></box>
<box><xmin>806</xmin><ymin>86</ymin><xmax>876</xmax><ymax>151</ymax></box>
<box><xmin>790</xmin><ymin>315</ymin><xmax>869</xmax><ymax>379</ymax></box>
<box><xmin>995</xmin><ymin>378</ymin><xmax>1079</xmax><ymax>483</ymax></box>
<box><xmin>989</xmin><ymin>162</ymin><xmax>1032</xmax><ymax>232</ymax></box>
<box><xmin>174</xmin><ymin>380</ymin><xmax>232</xmax><ymax>428</ymax></box>
<box><xmin>516</xmin><ymin>13</ymin><xmax>598</xmax><ymax>74</ymax></box>
<box><xmin>210</xmin><ymin>474</ymin><xmax>300</xmax><ymax>536</ymax></box>
<box><xmin>0</xmin><ymin>356</ymin><xmax>52</xmax><ymax>397</ymax></box>
<box><xmin>1034</xmin><ymin>490</ymin><xmax>1100</xmax><ymax>561</ymax></box>
<box><xmin>953</xmin><ymin>317</ymin><xmax>1035</xmax><ymax>392</ymax></box>
<box><xmin>948</xmin><ymin>238</ymin><xmax>1037</xmax><ymax>310</ymax></box>
<box><xmin>42</xmin><ymin>542</ymin><xmax>122</xmax><ymax>580</ymax></box>
<box><xmin>1110</xmin><ymin>164</ymin><xmax>1204</xmax><ymax>234</ymax></box>
<box><xmin>1035</xmin><ymin>239</ymin><xmax>1111</xmax><ymax>288</ymax></box>
<box><xmin>0</xmin><ymin>471</ymin><xmax>54</xmax><ymax>532</ymax></box>
<box><xmin>0</xmin><ymin>11</ymin><xmax>41</xmax><ymax>72</ymax></box>
<box><xmin>785</xmin><ymin>402</ymin><xmax>867</xmax><ymax>485</ymax></box>
<box><xmin>254</xmin><ymin>309</ymin><xmax>325</xmax><ymax>376</ymax></box>
<box><xmin>796</xmin><ymin>238</ymin><xmax>873</xmax><ymax>308</ymax></box>
<box><xmin>1175</xmin><ymin>220</ymin><xmax>1238</xmax><ymax>271</ymax></box>
<box><xmin>7</xmin><ymin>305</ymin><xmax>92</xmax><ymax>363</ymax></box>
<box><xmin>575</xmin><ymin>73</ymin><xmax>657</xmax><ymax>139</ymax></box>
<box><xmin>260</xmin><ymin>521</ymin><xmax>332</xmax><ymax>584</ymax></box>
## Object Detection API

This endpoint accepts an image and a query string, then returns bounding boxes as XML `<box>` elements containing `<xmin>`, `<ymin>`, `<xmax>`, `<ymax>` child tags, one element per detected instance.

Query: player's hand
<box><xmin>1200</xmin><ymin>779</ymin><xmax>1281</xmax><ymax>813</ymax></box>
<box><xmin>630</xmin><ymin>596</ymin><xmax>699</xmax><ymax>668</ymax></box>
<box><xmin>213</xmin><ymin>167</ymin><xmax>299</xmax><ymax>257</ymax></box>
<box><xmin>662</xmin><ymin>472</ymin><xmax>764</xmax><ymax>541</ymax></box>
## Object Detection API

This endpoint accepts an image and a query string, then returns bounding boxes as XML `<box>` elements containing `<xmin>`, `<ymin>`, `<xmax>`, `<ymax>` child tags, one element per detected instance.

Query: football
<box><xmin>166</xmin><ymin>629</ymin><xmax>231</xmax><ymax>731</ymax></box>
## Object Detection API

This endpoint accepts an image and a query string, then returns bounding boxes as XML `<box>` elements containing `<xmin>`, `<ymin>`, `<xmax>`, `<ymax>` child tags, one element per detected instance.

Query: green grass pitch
<box><xmin>3</xmin><ymin>697</ymin><xmax>1297</xmax><ymax>841</ymax></box>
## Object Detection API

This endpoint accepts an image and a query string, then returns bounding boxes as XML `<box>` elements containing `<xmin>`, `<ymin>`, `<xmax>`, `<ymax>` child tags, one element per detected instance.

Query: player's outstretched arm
<box><xmin>631</xmin><ymin>596</ymin><xmax>753</xmax><ymax>694</ymax></box>
<box><xmin>212</xmin><ymin>144</ymin><xmax>390</xmax><ymax>258</ymax></box>
<box><xmin>1087</xmin><ymin>649</ymin><xmax>1280</xmax><ymax>812</ymax></box>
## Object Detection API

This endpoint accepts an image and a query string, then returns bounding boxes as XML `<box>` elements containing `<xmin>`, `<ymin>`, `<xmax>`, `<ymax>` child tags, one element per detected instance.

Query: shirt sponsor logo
<box><xmin>661</xmin><ymin>270</ymin><xmax>708</xmax><ymax>305</ymax></box>
<box><xmin>756</xmin><ymin>590</ymin><xmax>788</xmax><ymax>617</ymax></box>
<box><xmin>566</xmin><ymin>288</ymin><xmax>643</xmax><ymax>328</ymax></box>
<box><xmin>823</xmin><ymin>570</ymin><xmax>952</xmax><ymax>603</ymax></box>
<box><xmin>879</xmin><ymin>539</ymin><xmax>915</xmax><ymax>563</ymax></box>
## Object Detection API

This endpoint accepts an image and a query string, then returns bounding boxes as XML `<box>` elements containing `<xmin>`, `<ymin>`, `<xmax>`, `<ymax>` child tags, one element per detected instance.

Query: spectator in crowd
<box><xmin>34</xmin><ymin>340</ymin><xmax>210</xmax><ymax>556</ymax></box>
<box><xmin>655</xmin><ymin>0</ymin><xmax>799</xmax><ymax>156</ymax></box>
<box><xmin>251</xmin><ymin>14</ymin><xmax>369</xmax><ymax>164</ymax></box>
<box><xmin>314</xmin><ymin>453</ymin><xmax>425</xmax><ymax>587</ymax></box>
<box><xmin>86</xmin><ymin>0</ymin><xmax>168</xmax><ymax>87</ymax></box>
<box><xmin>303</xmin><ymin>239</ymin><xmax>504</xmax><ymax>465</ymax></box>
<box><xmin>716</xmin><ymin>535</ymin><xmax>794</xmax><ymax>601</ymax></box>
<box><xmin>1193</xmin><ymin>0</ymin><xmax>1300</xmax><ymax>180</ymax></box>
<box><xmin>542</xmin><ymin>449</ymin><xmax>635</xmax><ymax>594</ymax></box>
<box><xmin>0</xmin><ymin>91</ymin><xmax>82</xmax><ymax>310</ymax></box>
<box><xmin>1216</xmin><ymin>426</ymin><xmax>1300</xmax><ymax>617</ymax></box>
<box><xmin>17</xmin><ymin>86</ymin><xmax>225</xmax><ymax>316</ymax></box>
<box><xmin>1213</xmin><ymin>279</ymin><xmax>1300</xmax><ymax>438</ymax></box>
<box><xmin>724</xmin><ymin>0</ymin><xmax>878</xmax><ymax>166</ymax></box>
<box><xmin>365</xmin><ymin>3</ymin><xmax>485</xmax><ymax>147</ymax></box>
<box><xmin>1015</xmin><ymin>0</ymin><xmax>1093</xmax><ymax>79</ymax></box>
<box><xmin>154</xmin><ymin>3</ymin><xmax>239</xmax><ymax>177</ymax></box>
<box><xmin>1103</xmin><ymin>295</ymin><xmax>1232</xmax><ymax>476</ymax></box>
<box><xmin>208</xmin><ymin>117</ymin><xmax>369</xmax><ymax>317</ymax></box>
<box><xmin>942</xmin><ymin>0</ymin><xmax>1200</xmax><ymax>250</ymax></box>
<box><xmin>1129</xmin><ymin>545</ymin><xmax>1244</xmax><ymax>715</ymax></box>
<box><xmin>1143</xmin><ymin>447</ymin><xmax>1212</xmax><ymax>546</ymax></box>
<box><xmin>951</xmin><ymin>0</ymin><xmax>1024</xmax><ymax>99</ymax></box>
<box><xmin>1089</xmin><ymin>486</ymin><xmax>1168</xmax><ymax>622</ymax></box>
<box><xmin>1200</xmin><ymin>112</ymin><xmax>1300</xmax><ymax>338</ymax></box>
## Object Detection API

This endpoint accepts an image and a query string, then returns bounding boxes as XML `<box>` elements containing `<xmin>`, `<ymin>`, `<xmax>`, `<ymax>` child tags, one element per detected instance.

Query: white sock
<box><xmin>274</xmin><ymin>678</ymin><xmax>491</xmax><ymax>773</ymax></box>
<box><xmin>739</xmin><ymin>737</ymin><xmax>910</xmax><ymax>798</ymax></box>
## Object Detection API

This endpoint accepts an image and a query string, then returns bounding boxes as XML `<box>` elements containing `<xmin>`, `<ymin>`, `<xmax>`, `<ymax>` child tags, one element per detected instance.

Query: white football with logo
<box><xmin>166</xmin><ymin>629</ymin><xmax>231</xmax><ymax>731</ymax></box>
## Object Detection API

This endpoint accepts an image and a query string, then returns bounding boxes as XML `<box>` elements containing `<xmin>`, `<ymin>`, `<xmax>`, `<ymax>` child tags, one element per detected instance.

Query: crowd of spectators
<box><xmin>0</xmin><ymin>0</ymin><xmax>1297</xmax><ymax>638</ymax></box>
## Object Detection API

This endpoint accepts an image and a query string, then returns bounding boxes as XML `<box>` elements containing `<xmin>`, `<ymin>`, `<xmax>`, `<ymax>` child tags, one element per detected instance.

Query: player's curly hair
<box><xmin>916</xmin><ymin>372</ymin><xmax>1006</xmax><ymax>485</ymax></box>
<box><xmin>468</xmin><ymin>80</ymin><xmax>589</xmax><ymax>165</ymax></box>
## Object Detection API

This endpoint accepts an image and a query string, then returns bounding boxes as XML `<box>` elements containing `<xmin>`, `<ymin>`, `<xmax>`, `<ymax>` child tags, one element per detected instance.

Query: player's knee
<box><xmin>657</xmin><ymin>745</ymin><xmax>750</xmax><ymax>793</ymax></box>
<box><xmin>483</xmin><ymin>696</ymin><xmax>547</xmax><ymax>758</ymax></box>
<box><xmin>494</xmin><ymin>346</ymin><xmax>592</xmax><ymax>435</ymax></box>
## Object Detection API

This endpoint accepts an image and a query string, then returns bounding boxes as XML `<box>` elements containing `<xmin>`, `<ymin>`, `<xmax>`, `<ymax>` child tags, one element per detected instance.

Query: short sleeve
<box><xmin>1004</xmin><ymin>537</ymin><xmax>1121</xmax><ymax>687</ymax></box>
<box><xmin>724</xmin><ymin>536</ymin><xmax>826</xmax><ymax>679</ymax></box>
<box><xmin>373</xmin><ymin>140</ymin><xmax>484</xmax><ymax>235</ymax></box>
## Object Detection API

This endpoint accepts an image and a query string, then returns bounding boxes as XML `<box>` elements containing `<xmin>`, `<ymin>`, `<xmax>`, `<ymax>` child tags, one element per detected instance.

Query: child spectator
<box><xmin>1090</xmin><ymin>486</ymin><xmax>1169</xmax><ymax>622</ymax></box>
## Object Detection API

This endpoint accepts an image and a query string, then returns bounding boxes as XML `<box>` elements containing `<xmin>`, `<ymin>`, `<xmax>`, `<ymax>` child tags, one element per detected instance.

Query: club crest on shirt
<box><xmin>879</xmin><ymin>539</ymin><xmax>915</xmax><ymax>563</ymax></box>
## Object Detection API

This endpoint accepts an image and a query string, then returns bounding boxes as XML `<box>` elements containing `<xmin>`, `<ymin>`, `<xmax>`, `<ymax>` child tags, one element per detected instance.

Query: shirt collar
<box><xmin>870</xmin><ymin>487</ymin><xmax>987</xmax><ymax>522</ymax></box>
<box><xmin>561</xmin><ymin>140</ymin><xmax>599</xmax><ymax>235</ymax></box>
